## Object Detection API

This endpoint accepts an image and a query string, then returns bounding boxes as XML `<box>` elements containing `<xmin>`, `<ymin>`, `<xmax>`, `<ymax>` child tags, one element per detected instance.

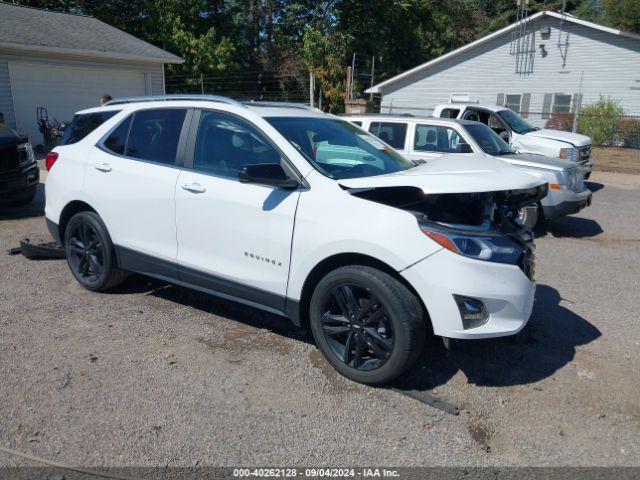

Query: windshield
<box><xmin>265</xmin><ymin>117</ymin><xmax>413</xmax><ymax>179</ymax></box>
<box><xmin>497</xmin><ymin>109</ymin><xmax>537</xmax><ymax>134</ymax></box>
<box><xmin>465</xmin><ymin>123</ymin><xmax>514</xmax><ymax>156</ymax></box>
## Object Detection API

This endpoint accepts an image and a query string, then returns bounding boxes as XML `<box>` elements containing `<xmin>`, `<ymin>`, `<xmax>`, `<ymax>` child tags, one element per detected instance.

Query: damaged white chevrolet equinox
<box><xmin>45</xmin><ymin>96</ymin><xmax>548</xmax><ymax>384</ymax></box>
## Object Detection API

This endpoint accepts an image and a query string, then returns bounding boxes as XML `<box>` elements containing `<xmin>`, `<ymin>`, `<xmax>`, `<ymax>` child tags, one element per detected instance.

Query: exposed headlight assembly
<box><xmin>559</xmin><ymin>147</ymin><xmax>580</xmax><ymax>161</ymax></box>
<box><xmin>421</xmin><ymin>224</ymin><xmax>523</xmax><ymax>264</ymax></box>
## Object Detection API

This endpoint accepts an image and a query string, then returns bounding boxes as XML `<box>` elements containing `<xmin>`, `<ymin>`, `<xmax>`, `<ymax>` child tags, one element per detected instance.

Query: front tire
<box><xmin>309</xmin><ymin>266</ymin><xmax>426</xmax><ymax>385</ymax></box>
<box><xmin>63</xmin><ymin>211</ymin><xmax>126</xmax><ymax>291</ymax></box>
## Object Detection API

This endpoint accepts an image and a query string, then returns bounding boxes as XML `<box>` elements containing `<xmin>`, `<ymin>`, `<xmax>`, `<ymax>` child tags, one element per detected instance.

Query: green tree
<box><xmin>578</xmin><ymin>97</ymin><xmax>624</xmax><ymax>145</ymax></box>
<box><xmin>602</xmin><ymin>0</ymin><xmax>640</xmax><ymax>33</ymax></box>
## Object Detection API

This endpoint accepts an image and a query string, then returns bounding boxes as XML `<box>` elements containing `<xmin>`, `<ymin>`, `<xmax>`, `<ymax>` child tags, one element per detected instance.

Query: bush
<box><xmin>616</xmin><ymin>118</ymin><xmax>640</xmax><ymax>149</ymax></box>
<box><xmin>578</xmin><ymin>97</ymin><xmax>624</xmax><ymax>146</ymax></box>
<box><xmin>545</xmin><ymin>112</ymin><xmax>574</xmax><ymax>132</ymax></box>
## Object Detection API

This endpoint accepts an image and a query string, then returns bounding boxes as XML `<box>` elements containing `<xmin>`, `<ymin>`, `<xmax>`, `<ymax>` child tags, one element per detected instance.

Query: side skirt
<box><xmin>115</xmin><ymin>246</ymin><xmax>302</xmax><ymax>325</ymax></box>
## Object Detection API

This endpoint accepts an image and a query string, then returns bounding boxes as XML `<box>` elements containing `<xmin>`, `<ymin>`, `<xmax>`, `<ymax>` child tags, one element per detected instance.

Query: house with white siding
<box><xmin>0</xmin><ymin>3</ymin><xmax>182</xmax><ymax>143</ymax></box>
<box><xmin>367</xmin><ymin>11</ymin><xmax>640</xmax><ymax>128</ymax></box>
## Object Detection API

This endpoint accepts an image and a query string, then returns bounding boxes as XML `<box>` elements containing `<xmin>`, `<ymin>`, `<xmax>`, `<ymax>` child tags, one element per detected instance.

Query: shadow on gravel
<box><xmin>0</xmin><ymin>184</ymin><xmax>45</xmax><ymax>220</ymax></box>
<box><xmin>112</xmin><ymin>274</ymin><xmax>310</xmax><ymax>342</ymax></box>
<box><xmin>394</xmin><ymin>284</ymin><xmax>601</xmax><ymax>390</ymax></box>
<box><xmin>534</xmin><ymin>215</ymin><xmax>603</xmax><ymax>239</ymax></box>
<box><xmin>114</xmin><ymin>275</ymin><xmax>600</xmax><ymax>392</ymax></box>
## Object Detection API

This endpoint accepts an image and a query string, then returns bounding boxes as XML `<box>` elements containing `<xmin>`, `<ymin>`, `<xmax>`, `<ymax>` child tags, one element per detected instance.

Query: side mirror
<box><xmin>237</xmin><ymin>163</ymin><xmax>300</xmax><ymax>189</ymax></box>
<box><xmin>457</xmin><ymin>143</ymin><xmax>473</xmax><ymax>153</ymax></box>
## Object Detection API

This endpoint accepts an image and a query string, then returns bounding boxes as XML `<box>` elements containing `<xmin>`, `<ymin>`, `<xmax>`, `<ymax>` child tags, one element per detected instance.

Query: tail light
<box><xmin>45</xmin><ymin>151</ymin><xmax>59</xmax><ymax>171</ymax></box>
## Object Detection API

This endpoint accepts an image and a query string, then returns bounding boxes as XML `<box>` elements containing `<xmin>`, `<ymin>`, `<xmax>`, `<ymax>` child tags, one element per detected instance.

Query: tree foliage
<box><xmin>13</xmin><ymin>0</ymin><xmax>640</xmax><ymax>109</ymax></box>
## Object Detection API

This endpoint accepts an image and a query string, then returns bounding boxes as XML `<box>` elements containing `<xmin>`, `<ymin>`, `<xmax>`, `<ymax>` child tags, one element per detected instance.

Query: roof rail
<box><xmin>242</xmin><ymin>100</ymin><xmax>322</xmax><ymax>112</ymax></box>
<box><xmin>105</xmin><ymin>94</ymin><xmax>244</xmax><ymax>107</ymax></box>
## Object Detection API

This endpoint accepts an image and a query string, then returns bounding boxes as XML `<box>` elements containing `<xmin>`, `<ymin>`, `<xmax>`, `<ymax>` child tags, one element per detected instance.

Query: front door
<box><xmin>409</xmin><ymin>124</ymin><xmax>473</xmax><ymax>161</ymax></box>
<box><xmin>175</xmin><ymin>109</ymin><xmax>300</xmax><ymax>313</ymax></box>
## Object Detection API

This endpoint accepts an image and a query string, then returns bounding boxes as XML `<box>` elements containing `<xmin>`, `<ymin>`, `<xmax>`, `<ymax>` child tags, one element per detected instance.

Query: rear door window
<box><xmin>60</xmin><ymin>111</ymin><xmax>119</xmax><ymax>145</ymax></box>
<box><xmin>125</xmin><ymin>109</ymin><xmax>187</xmax><ymax>164</ymax></box>
<box><xmin>368</xmin><ymin>122</ymin><xmax>407</xmax><ymax>150</ymax></box>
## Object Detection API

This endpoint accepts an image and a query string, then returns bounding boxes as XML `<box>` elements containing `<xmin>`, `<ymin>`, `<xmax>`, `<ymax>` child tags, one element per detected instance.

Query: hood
<box><xmin>500</xmin><ymin>152</ymin><xmax>576</xmax><ymax>172</ymax></box>
<box><xmin>337</xmin><ymin>154</ymin><xmax>546</xmax><ymax>194</ymax></box>
<box><xmin>525</xmin><ymin>129</ymin><xmax>591</xmax><ymax>147</ymax></box>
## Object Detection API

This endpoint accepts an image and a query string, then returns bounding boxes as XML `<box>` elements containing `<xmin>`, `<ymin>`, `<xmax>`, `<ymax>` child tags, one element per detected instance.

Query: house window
<box><xmin>450</xmin><ymin>93</ymin><xmax>470</xmax><ymax>103</ymax></box>
<box><xmin>553</xmin><ymin>94</ymin><xmax>573</xmax><ymax>114</ymax></box>
<box><xmin>504</xmin><ymin>94</ymin><xmax>522</xmax><ymax>114</ymax></box>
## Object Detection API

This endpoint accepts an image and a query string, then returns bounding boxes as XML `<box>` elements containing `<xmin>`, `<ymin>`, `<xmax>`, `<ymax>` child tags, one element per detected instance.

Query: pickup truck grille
<box><xmin>0</xmin><ymin>143</ymin><xmax>20</xmax><ymax>174</ymax></box>
<box><xmin>579</xmin><ymin>145</ymin><xmax>591</xmax><ymax>161</ymax></box>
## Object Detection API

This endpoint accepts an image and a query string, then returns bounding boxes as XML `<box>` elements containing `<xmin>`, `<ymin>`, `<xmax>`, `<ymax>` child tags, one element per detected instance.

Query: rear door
<box><xmin>368</xmin><ymin>122</ymin><xmax>408</xmax><ymax>152</ymax></box>
<box><xmin>85</xmin><ymin>108</ymin><xmax>191</xmax><ymax>277</ymax></box>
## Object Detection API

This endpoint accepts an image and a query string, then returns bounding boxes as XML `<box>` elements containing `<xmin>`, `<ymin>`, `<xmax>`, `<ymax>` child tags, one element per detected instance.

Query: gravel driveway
<box><xmin>0</xmin><ymin>170</ymin><xmax>638</xmax><ymax>468</ymax></box>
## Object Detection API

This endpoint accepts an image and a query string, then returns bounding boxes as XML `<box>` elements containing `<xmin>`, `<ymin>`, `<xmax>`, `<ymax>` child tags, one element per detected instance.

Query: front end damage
<box><xmin>345</xmin><ymin>183</ymin><xmax>548</xmax><ymax>339</ymax></box>
<box><xmin>349</xmin><ymin>184</ymin><xmax>547</xmax><ymax>282</ymax></box>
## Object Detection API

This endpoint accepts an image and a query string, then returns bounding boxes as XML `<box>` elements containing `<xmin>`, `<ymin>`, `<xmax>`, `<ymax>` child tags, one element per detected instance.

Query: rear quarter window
<box><xmin>60</xmin><ymin>111</ymin><xmax>119</xmax><ymax>145</ymax></box>
<box><xmin>368</xmin><ymin>122</ymin><xmax>407</xmax><ymax>150</ymax></box>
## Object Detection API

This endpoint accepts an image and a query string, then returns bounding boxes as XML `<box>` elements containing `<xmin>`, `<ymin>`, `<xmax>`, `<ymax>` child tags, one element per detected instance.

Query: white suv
<box><xmin>45</xmin><ymin>96</ymin><xmax>546</xmax><ymax>385</ymax></box>
<box><xmin>344</xmin><ymin>115</ymin><xmax>592</xmax><ymax>224</ymax></box>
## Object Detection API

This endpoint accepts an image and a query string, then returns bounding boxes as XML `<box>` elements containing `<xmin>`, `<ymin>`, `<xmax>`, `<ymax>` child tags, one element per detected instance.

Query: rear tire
<box><xmin>309</xmin><ymin>266</ymin><xmax>426</xmax><ymax>385</ymax></box>
<box><xmin>63</xmin><ymin>211</ymin><xmax>126</xmax><ymax>292</ymax></box>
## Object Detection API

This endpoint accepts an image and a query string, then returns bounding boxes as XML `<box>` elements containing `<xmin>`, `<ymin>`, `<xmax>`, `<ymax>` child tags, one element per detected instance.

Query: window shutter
<box><xmin>521</xmin><ymin>93</ymin><xmax>531</xmax><ymax>118</ymax></box>
<box><xmin>542</xmin><ymin>94</ymin><xmax>553</xmax><ymax>119</ymax></box>
<box><xmin>571</xmin><ymin>93</ymin><xmax>583</xmax><ymax>114</ymax></box>
<box><xmin>496</xmin><ymin>93</ymin><xmax>505</xmax><ymax>106</ymax></box>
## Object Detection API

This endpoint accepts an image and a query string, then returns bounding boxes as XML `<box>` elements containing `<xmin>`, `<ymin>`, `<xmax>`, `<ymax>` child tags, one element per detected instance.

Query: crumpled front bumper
<box><xmin>401</xmin><ymin>248</ymin><xmax>536</xmax><ymax>340</ymax></box>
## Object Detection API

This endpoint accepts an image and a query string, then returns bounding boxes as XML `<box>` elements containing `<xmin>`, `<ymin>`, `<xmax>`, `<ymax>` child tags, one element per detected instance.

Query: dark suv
<box><xmin>0</xmin><ymin>124</ymin><xmax>39</xmax><ymax>205</ymax></box>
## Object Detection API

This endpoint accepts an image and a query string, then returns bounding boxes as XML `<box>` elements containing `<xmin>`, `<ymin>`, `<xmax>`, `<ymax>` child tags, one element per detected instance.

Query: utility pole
<box><xmin>350</xmin><ymin>53</ymin><xmax>356</xmax><ymax>100</ymax></box>
<box><xmin>369</xmin><ymin>56</ymin><xmax>375</xmax><ymax>101</ymax></box>
<box><xmin>309</xmin><ymin>71</ymin><xmax>315</xmax><ymax>107</ymax></box>
<box><xmin>572</xmin><ymin>71</ymin><xmax>584</xmax><ymax>133</ymax></box>
<box><xmin>345</xmin><ymin>66</ymin><xmax>352</xmax><ymax>104</ymax></box>
<box><xmin>200</xmin><ymin>73</ymin><xmax>204</xmax><ymax>94</ymax></box>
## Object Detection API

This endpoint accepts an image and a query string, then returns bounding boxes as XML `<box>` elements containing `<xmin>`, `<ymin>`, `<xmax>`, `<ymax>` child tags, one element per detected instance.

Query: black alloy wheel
<box><xmin>310</xmin><ymin>266</ymin><xmax>426</xmax><ymax>385</ymax></box>
<box><xmin>67</xmin><ymin>221</ymin><xmax>104</xmax><ymax>282</ymax></box>
<box><xmin>321</xmin><ymin>284</ymin><xmax>394</xmax><ymax>371</ymax></box>
<box><xmin>63</xmin><ymin>211</ymin><xmax>127</xmax><ymax>291</ymax></box>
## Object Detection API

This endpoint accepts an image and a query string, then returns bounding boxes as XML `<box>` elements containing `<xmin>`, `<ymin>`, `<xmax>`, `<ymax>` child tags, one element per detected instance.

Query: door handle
<box><xmin>181</xmin><ymin>182</ymin><xmax>206</xmax><ymax>194</ymax></box>
<box><xmin>94</xmin><ymin>163</ymin><xmax>112</xmax><ymax>172</ymax></box>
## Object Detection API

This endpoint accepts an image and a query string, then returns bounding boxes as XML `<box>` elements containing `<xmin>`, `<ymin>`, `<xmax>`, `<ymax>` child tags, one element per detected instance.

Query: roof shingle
<box><xmin>0</xmin><ymin>2</ymin><xmax>182</xmax><ymax>64</ymax></box>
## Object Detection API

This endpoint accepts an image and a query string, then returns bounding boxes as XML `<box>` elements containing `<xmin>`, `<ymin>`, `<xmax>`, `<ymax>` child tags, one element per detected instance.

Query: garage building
<box><xmin>0</xmin><ymin>3</ymin><xmax>182</xmax><ymax>144</ymax></box>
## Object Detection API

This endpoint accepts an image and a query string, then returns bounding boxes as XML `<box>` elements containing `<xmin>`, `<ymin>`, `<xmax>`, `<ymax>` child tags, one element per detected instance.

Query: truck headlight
<box><xmin>559</xmin><ymin>147</ymin><xmax>580</xmax><ymax>161</ymax></box>
<box><xmin>421</xmin><ymin>225</ymin><xmax>523</xmax><ymax>264</ymax></box>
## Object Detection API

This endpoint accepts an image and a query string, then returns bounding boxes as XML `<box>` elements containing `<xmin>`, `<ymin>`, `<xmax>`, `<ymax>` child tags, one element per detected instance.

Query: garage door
<box><xmin>9</xmin><ymin>62</ymin><xmax>146</xmax><ymax>145</ymax></box>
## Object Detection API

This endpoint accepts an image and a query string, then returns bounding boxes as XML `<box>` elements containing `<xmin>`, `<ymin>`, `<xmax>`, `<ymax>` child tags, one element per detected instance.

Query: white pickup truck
<box><xmin>432</xmin><ymin>104</ymin><xmax>594</xmax><ymax>179</ymax></box>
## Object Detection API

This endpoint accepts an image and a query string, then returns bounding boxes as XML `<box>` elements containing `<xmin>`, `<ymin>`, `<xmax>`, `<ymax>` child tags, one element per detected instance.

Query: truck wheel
<box><xmin>309</xmin><ymin>266</ymin><xmax>426</xmax><ymax>385</ymax></box>
<box><xmin>63</xmin><ymin>211</ymin><xmax>127</xmax><ymax>292</ymax></box>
